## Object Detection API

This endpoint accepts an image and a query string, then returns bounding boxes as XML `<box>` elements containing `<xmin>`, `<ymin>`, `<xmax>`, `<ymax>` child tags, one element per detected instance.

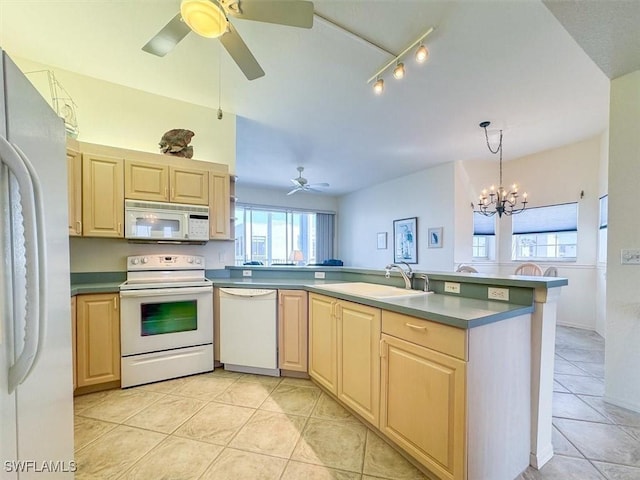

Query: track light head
<box><xmin>373</xmin><ymin>78</ymin><xmax>384</xmax><ymax>95</ymax></box>
<box><xmin>415</xmin><ymin>44</ymin><xmax>429</xmax><ymax>63</ymax></box>
<box><xmin>393</xmin><ymin>62</ymin><xmax>405</xmax><ymax>80</ymax></box>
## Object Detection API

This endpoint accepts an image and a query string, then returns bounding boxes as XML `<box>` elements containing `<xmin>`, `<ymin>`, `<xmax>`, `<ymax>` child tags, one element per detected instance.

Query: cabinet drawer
<box><xmin>382</xmin><ymin>311</ymin><xmax>467</xmax><ymax>360</ymax></box>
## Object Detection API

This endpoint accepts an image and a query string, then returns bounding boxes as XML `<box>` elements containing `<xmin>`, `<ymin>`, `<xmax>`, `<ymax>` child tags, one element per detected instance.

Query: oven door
<box><xmin>120</xmin><ymin>285</ymin><xmax>213</xmax><ymax>356</ymax></box>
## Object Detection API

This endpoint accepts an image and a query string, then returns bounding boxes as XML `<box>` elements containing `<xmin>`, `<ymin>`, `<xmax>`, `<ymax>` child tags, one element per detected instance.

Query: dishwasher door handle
<box><xmin>219</xmin><ymin>288</ymin><xmax>276</xmax><ymax>298</ymax></box>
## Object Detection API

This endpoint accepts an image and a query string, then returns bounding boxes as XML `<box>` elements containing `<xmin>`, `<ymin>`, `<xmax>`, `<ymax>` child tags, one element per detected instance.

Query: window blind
<box><xmin>473</xmin><ymin>212</ymin><xmax>495</xmax><ymax>236</ymax></box>
<box><xmin>512</xmin><ymin>202</ymin><xmax>578</xmax><ymax>235</ymax></box>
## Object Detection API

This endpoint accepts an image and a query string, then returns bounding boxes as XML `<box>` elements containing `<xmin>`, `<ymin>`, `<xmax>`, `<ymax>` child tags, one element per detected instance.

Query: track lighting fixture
<box><xmin>367</xmin><ymin>27</ymin><xmax>433</xmax><ymax>95</ymax></box>
<box><xmin>415</xmin><ymin>43</ymin><xmax>429</xmax><ymax>63</ymax></box>
<box><xmin>373</xmin><ymin>78</ymin><xmax>384</xmax><ymax>95</ymax></box>
<box><xmin>393</xmin><ymin>62</ymin><xmax>405</xmax><ymax>79</ymax></box>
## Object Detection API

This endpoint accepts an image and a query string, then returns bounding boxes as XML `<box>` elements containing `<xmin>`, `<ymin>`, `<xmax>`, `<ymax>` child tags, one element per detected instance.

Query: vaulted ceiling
<box><xmin>2</xmin><ymin>1</ymin><xmax>631</xmax><ymax>195</ymax></box>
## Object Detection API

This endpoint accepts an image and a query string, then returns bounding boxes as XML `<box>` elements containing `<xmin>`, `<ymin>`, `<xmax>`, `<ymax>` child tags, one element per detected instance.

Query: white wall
<box><xmin>14</xmin><ymin>57</ymin><xmax>236</xmax><ymax>171</ymax></box>
<box><xmin>605</xmin><ymin>69</ymin><xmax>640</xmax><ymax>412</ymax></box>
<box><xmin>13</xmin><ymin>56</ymin><xmax>238</xmax><ymax>273</ymax></box>
<box><xmin>338</xmin><ymin>163</ymin><xmax>456</xmax><ymax>271</ymax></box>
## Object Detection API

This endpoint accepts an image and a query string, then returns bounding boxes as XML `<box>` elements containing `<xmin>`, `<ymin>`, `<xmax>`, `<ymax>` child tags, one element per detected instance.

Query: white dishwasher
<box><xmin>218</xmin><ymin>288</ymin><xmax>279</xmax><ymax>376</ymax></box>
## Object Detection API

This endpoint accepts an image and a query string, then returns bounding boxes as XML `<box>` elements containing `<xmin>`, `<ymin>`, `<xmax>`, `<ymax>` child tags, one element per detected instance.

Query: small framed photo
<box><xmin>428</xmin><ymin>227</ymin><xmax>443</xmax><ymax>248</ymax></box>
<box><xmin>393</xmin><ymin>217</ymin><xmax>418</xmax><ymax>263</ymax></box>
<box><xmin>377</xmin><ymin>232</ymin><xmax>387</xmax><ymax>250</ymax></box>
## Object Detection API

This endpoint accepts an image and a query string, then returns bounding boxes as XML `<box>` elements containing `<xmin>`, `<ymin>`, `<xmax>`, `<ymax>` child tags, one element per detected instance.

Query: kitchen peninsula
<box><xmin>216</xmin><ymin>265</ymin><xmax>565</xmax><ymax>480</ymax></box>
<box><xmin>71</xmin><ymin>265</ymin><xmax>566</xmax><ymax>480</ymax></box>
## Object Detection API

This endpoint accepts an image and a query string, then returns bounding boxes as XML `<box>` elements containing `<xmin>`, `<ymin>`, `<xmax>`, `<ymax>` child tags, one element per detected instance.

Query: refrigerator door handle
<box><xmin>0</xmin><ymin>136</ymin><xmax>46</xmax><ymax>392</ymax></box>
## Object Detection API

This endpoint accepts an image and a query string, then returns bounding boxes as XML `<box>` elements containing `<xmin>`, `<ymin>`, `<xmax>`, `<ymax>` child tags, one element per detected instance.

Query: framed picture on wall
<box><xmin>377</xmin><ymin>232</ymin><xmax>387</xmax><ymax>250</ymax></box>
<box><xmin>393</xmin><ymin>217</ymin><xmax>417</xmax><ymax>263</ymax></box>
<box><xmin>428</xmin><ymin>227</ymin><xmax>443</xmax><ymax>248</ymax></box>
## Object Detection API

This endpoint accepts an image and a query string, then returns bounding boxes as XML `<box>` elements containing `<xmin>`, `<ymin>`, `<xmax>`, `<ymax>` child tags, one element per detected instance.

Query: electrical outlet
<box><xmin>242</xmin><ymin>270</ymin><xmax>252</xmax><ymax>277</ymax></box>
<box><xmin>621</xmin><ymin>249</ymin><xmax>640</xmax><ymax>264</ymax></box>
<box><xmin>315</xmin><ymin>271</ymin><xmax>326</xmax><ymax>279</ymax></box>
<box><xmin>444</xmin><ymin>282</ymin><xmax>460</xmax><ymax>294</ymax></box>
<box><xmin>488</xmin><ymin>287</ymin><xmax>509</xmax><ymax>301</ymax></box>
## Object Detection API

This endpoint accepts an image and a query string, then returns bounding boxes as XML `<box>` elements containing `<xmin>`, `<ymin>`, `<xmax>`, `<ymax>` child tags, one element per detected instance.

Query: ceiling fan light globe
<box><xmin>181</xmin><ymin>0</ymin><xmax>228</xmax><ymax>38</ymax></box>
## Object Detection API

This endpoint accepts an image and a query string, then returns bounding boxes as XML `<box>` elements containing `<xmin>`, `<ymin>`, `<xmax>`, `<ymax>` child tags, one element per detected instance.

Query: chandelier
<box><xmin>476</xmin><ymin>121</ymin><xmax>528</xmax><ymax>217</ymax></box>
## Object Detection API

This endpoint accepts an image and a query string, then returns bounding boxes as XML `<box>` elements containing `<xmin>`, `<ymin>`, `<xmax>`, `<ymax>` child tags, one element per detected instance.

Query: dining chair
<box><xmin>456</xmin><ymin>265</ymin><xmax>478</xmax><ymax>273</ymax></box>
<box><xmin>514</xmin><ymin>262</ymin><xmax>543</xmax><ymax>276</ymax></box>
<box><xmin>543</xmin><ymin>266</ymin><xmax>558</xmax><ymax>277</ymax></box>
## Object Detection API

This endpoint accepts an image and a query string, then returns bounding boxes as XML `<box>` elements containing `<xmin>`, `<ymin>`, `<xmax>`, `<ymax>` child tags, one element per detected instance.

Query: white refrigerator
<box><xmin>0</xmin><ymin>50</ymin><xmax>75</xmax><ymax>477</ymax></box>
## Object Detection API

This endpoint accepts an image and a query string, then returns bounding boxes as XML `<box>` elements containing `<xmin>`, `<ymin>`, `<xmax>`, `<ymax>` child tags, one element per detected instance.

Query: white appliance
<box><xmin>119</xmin><ymin>254</ymin><xmax>213</xmax><ymax>388</ymax></box>
<box><xmin>219</xmin><ymin>288</ymin><xmax>279</xmax><ymax>376</ymax></box>
<box><xmin>0</xmin><ymin>50</ymin><xmax>75</xmax><ymax>477</ymax></box>
<box><xmin>124</xmin><ymin>199</ymin><xmax>209</xmax><ymax>242</ymax></box>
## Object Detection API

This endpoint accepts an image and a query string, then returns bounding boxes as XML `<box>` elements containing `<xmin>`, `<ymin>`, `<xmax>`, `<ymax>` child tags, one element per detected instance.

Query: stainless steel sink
<box><xmin>315</xmin><ymin>282</ymin><xmax>431</xmax><ymax>299</ymax></box>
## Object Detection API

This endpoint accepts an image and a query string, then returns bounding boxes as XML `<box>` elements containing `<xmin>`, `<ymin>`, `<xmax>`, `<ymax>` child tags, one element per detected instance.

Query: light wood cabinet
<box><xmin>124</xmin><ymin>160</ymin><xmax>169</xmax><ymax>202</ymax></box>
<box><xmin>170</xmin><ymin>165</ymin><xmax>209</xmax><ymax>205</ymax></box>
<box><xmin>71</xmin><ymin>296</ymin><xmax>77</xmax><ymax>390</ymax></box>
<box><xmin>309</xmin><ymin>293</ymin><xmax>381</xmax><ymax>425</ymax></box>
<box><xmin>124</xmin><ymin>160</ymin><xmax>209</xmax><ymax>205</ymax></box>
<box><xmin>82</xmin><ymin>153</ymin><xmax>124</xmax><ymax>238</ymax></box>
<box><xmin>308</xmin><ymin>293</ymin><xmax>338</xmax><ymax>393</ymax></box>
<box><xmin>337</xmin><ymin>300</ymin><xmax>381</xmax><ymax>426</ymax></box>
<box><xmin>67</xmin><ymin>146</ymin><xmax>82</xmax><ymax>236</ymax></box>
<box><xmin>380</xmin><ymin>331</ymin><xmax>466</xmax><ymax>480</ymax></box>
<box><xmin>76</xmin><ymin>293</ymin><xmax>121</xmax><ymax>387</ymax></box>
<box><xmin>209</xmin><ymin>172</ymin><xmax>231</xmax><ymax>239</ymax></box>
<box><xmin>278</xmin><ymin>290</ymin><xmax>308</xmax><ymax>373</ymax></box>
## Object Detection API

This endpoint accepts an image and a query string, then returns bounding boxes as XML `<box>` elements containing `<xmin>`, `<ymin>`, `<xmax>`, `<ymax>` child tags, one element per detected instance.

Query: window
<box><xmin>473</xmin><ymin>212</ymin><xmax>495</xmax><ymax>260</ymax></box>
<box><xmin>512</xmin><ymin>203</ymin><xmax>578</xmax><ymax>261</ymax></box>
<box><xmin>598</xmin><ymin>195</ymin><xmax>607</xmax><ymax>263</ymax></box>
<box><xmin>234</xmin><ymin>205</ymin><xmax>335</xmax><ymax>266</ymax></box>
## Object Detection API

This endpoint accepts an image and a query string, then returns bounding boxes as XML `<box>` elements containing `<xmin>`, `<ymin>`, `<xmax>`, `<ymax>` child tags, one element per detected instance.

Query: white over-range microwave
<box><xmin>124</xmin><ymin>199</ymin><xmax>210</xmax><ymax>242</ymax></box>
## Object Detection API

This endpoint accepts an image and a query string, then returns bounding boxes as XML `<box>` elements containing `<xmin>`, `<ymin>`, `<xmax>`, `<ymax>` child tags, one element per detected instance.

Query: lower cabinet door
<box><xmin>76</xmin><ymin>293</ymin><xmax>121</xmax><ymax>387</ymax></box>
<box><xmin>380</xmin><ymin>334</ymin><xmax>466</xmax><ymax>480</ymax></box>
<box><xmin>278</xmin><ymin>290</ymin><xmax>308</xmax><ymax>372</ymax></box>
<box><xmin>308</xmin><ymin>293</ymin><xmax>337</xmax><ymax>394</ymax></box>
<box><xmin>337</xmin><ymin>300</ymin><xmax>381</xmax><ymax>427</ymax></box>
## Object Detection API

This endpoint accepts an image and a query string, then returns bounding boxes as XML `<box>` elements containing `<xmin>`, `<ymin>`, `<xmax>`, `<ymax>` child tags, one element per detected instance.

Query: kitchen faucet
<box><xmin>384</xmin><ymin>262</ymin><xmax>414</xmax><ymax>289</ymax></box>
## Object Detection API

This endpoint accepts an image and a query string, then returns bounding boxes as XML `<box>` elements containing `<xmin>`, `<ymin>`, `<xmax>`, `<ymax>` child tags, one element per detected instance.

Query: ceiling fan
<box><xmin>287</xmin><ymin>166</ymin><xmax>330</xmax><ymax>195</ymax></box>
<box><xmin>142</xmin><ymin>0</ymin><xmax>314</xmax><ymax>80</ymax></box>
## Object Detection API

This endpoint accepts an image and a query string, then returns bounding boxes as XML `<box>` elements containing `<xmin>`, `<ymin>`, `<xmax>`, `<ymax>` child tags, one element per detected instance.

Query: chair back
<box><xmin>514</xmin><ymin>262</ymin><xmax>543</xmax><ymax>276</ymax></box>
<box><xmin>456</xmin><ymin>265</ymin><xmax>478</xmax><ymax>273</ymax></box>
<box><xmin>543</xmin><ymin>266</ymin><xmax>558</xmax><ymax>277</ymax></box>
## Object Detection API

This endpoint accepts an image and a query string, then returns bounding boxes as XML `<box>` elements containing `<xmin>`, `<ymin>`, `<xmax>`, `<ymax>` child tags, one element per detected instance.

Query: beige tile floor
<box><xmin>518</xmin><ymin>326</ymin><xmax>640</xmax><ymax>480</ymax></box>
<box><xmin>74</xmin><ymin>326</ymin><xmax>640</xmax><ymax>479</ymax></box>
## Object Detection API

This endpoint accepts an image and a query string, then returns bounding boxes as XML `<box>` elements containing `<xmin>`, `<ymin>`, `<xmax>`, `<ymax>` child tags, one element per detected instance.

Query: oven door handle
<box><xmin>120</xmin><ymin>286</ymin><xmax>213</xmax><ymax>297</ymax></box>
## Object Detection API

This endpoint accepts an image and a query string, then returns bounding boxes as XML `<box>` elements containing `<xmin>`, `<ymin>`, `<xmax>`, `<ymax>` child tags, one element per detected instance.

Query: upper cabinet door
<box><xmin>124</xmin><ymin>160</ymin><xmax>169</xmax><ymax>202</ymax></box>
<box><xmin>209</xmin><ymin>172</ymin><xmax>230</xmax><ymax>239</ymax></box>
<box><xmin>169</xmin><ymin>166</ymin><xmax>209</xmax><ymax>205</ymax></box>
<box><xmin>67</xmin><ymin>146</ymin><xmax>83</xmax><ymax>236</ymax></box>
<box><xmin>82</xmin><ymin>153</ymin><xmax>124</xmax><ymax>238</ymax></box>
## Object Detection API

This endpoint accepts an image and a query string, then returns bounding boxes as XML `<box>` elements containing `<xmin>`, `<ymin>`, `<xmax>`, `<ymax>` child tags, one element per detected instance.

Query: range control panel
<box><xmin>127</xmin><ymin>254</ymin><xmax>205</xmax><ymax>271</ymax></box>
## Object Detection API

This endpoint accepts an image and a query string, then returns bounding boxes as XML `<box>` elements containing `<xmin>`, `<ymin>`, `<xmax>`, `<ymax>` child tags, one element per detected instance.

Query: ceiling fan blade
<box><xmin>287</xmin><ymin>187</ymin><xmax>302</xmax><ymax>195</ymax></box>
<box><xmin>142</xmin><ymin>13</ymin><xmax>192</xmax><ymax>57</ymax></box>
<box><xmin>291</xmin><ymin>178</ymin><xmax>302</xmax><ymax>186</ymax></box>
<box><xmin>308</xmin><ymin>182</ymin><xmax>330</xmax><ymax>188</ymax></box>
<box><xmin>229</xmin><ymin>1</ymin><xmax>314</xmax><ymax>29</ymax></box>
<box><xmin>219</xmin><ymin>23</ymin><xmax>265</xmax><ymax>80</ymax></box>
